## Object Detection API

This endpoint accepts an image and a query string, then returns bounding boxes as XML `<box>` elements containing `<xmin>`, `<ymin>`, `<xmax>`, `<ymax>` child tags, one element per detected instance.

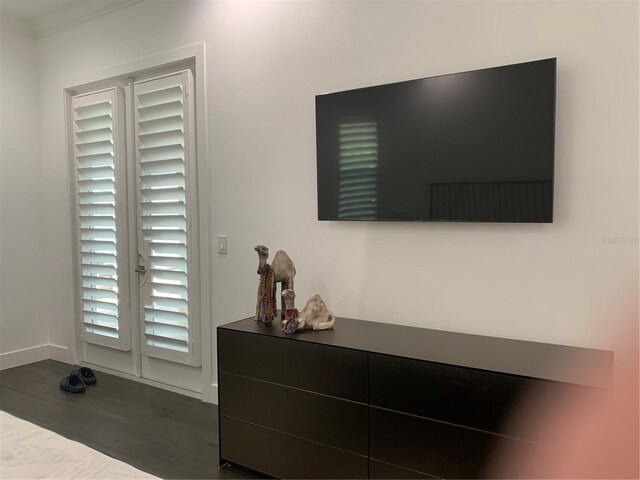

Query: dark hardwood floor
<box><xmin>0</xmin><ymin>360</ymin><xmax>257</xmax><ymax>479</ymax></box>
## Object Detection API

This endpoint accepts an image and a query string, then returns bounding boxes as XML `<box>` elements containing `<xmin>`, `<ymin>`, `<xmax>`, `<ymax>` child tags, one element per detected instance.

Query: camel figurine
<box><xmin>254</xmin><ymin>245</ymin><xmax>276</xmax><ymax>323</ymax></box>
<box><xmin>281</xmin><ymin>288</ymin><xmax>299</xmax><ymax>331</ymax></box>
<box><xmin>282</xmin><ymin>291</ymin><xmax>335</xmax><ymax>334</ymax></box>
<box><xmin>254</xmin><ymin>245</ymin><xmax>296</xmax><ymax>321</ymax></box>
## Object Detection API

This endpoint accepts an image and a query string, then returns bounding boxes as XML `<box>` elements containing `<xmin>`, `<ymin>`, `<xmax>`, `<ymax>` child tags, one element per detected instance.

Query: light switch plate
<box><xmin>217</xmin><ymin>235</ymin><xmax>227</xmax><ymax>254</ymax></box>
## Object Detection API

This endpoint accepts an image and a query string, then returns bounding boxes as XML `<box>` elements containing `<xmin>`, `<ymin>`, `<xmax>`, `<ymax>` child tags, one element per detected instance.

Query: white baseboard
<box><xmin>206</xmin><ymin>383</ymin><xmax>219</xmax><ymax>405</ymax></box>
<box><xmin>0</xmin><ymin>344</ymin><xmax>217</xmax><ymax>404</ymax></box>
<box><xmin>47</xmin><ymin>344</ymin><xmax>71</xmax><ymax>364</ymax></box>
<box><xmin>0</xmin><ymin>344</ymin><xmax>71</xmax><ymax>371</ymax></box>
<box><xmin>0</xmin><ymin>345</ymin><xmax>50</xmax><ymax>370</ymax></box>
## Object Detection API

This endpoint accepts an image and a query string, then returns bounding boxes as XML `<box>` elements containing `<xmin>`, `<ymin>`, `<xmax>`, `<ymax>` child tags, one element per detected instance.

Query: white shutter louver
<box><xmin>134</xmin><ymin>70</ymin><xmax>200</xmax><ymax>366</ymax></box>
<box><xmin>72</xmin><ymin>88</ymin><xmax>131</xmax><ymax>350</ymax></box>
<box><xmin>338</xmin><ymin>117</ymin><xmax>378</xmax><ymax>219</ymax></box>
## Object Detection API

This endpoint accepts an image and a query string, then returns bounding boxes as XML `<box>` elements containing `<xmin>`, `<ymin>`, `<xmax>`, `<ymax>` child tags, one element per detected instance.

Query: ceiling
<box><xmin>0</xmin><ymin>0</ymin><xmax>141</xmax><ymax>37</ymax></box>
<box><xmin>1</xmin><ymin>0</ymin><xmax>90</xmax><ymax>21</ymax></box>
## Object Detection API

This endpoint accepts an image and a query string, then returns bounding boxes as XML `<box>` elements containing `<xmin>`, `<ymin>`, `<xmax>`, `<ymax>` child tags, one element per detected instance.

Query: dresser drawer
<box><xmin>369</xmin><ymin>459</ymin><xmax>440</xmax><ymax>479</ymax></box>
<box><xmin>220</xmin><ymin>416</ymin><xmax>368</xmax><ymax>479</ymax></box>
<box><xmin>218</xmin><ymin>329</ymin><xmax>367</xmax><ymax>402</ymax></box>
<box><xmin>370</xmin><ymin>407</ymin><xmax>535</xmax><ymax>479</ymax></box>
<box><xmin>219</xmin><ymin>372</ymin><xmax>368</xmax><ymax>455</ymax></box>
<box><xmin>369</xmin><ymin>353</ymin><xmax>538</xmax><ymax>435</ymax></box>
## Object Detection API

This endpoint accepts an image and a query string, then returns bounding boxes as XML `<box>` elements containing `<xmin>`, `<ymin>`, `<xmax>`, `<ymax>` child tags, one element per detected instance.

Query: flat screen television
<box><xmin>315</xmin><ymin>58</ymin><xmax>556</xmax><ymax>222</ymax></box>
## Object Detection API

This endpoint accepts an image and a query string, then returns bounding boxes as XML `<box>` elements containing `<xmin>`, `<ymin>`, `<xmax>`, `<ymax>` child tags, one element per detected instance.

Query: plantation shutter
<box><xmin>338</xmin><ymin>117</ymin><xmax>378</xmax><ymax>219</ymax></box>
<box><xmin>134</xmin><ymin>70</ymin><xmax>200</xmax><ymax>366</ymax></box>
<box><xmin>72</xmin><ymin>88</ymin><xmax>131</xmax><ymax>350</ymax></box>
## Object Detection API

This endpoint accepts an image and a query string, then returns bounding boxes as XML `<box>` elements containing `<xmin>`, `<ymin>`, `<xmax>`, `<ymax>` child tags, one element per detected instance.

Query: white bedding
<box><xmin>0</xmin><ymin>411</ymin><xmax>158</xmax><ymax>479</ymax></box>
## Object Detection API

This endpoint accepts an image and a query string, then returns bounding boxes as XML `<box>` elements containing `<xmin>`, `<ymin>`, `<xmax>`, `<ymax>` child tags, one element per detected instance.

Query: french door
<box><xmin>70</xmin><ymin>69</ymin><xmax>201</xmax><ymax>391</ymax></box>
<box><xmin>134</xmin><ymin>71</ymin><xmax>200</xmax><ymax>366</ymax></box>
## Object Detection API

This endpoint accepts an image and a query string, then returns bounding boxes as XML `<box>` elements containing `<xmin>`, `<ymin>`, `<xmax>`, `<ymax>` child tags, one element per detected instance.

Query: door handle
<box><xmin>137</xmin><ymin>252</ymin><xmax>149</xmax><ymax>287</ymax></box>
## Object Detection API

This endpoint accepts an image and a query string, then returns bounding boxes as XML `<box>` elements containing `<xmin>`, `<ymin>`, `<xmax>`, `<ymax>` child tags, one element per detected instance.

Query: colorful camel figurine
<box><xmin>281</xmin><ymin>288</ymin><xmax>299</xmax><ymax>329</ymax></box>
<box><xmin>254</xmin><ymin>245</ymin><xmax>296</xmax><ymax>322</ymax></box>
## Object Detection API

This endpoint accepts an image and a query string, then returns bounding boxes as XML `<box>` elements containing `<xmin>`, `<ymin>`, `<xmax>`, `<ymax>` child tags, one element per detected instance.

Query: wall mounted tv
<box><xmin>316</xmin><ymin>58</ymin><xmax>556</xmax><ymax>223</ymax></box>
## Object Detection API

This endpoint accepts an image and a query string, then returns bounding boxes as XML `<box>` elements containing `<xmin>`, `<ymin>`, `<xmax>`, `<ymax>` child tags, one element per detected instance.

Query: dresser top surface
<box><xmin>219</xmin><ymin>316</ymin><xmax>612</xmax><ymax>388</ymax></box>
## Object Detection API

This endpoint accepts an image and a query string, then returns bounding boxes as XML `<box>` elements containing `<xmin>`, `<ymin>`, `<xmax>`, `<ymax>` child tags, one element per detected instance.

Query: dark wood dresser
<box><xmin>217</xmin><ymin>316</ymin><xmax>612</xmax><ymax>479</ymax></box>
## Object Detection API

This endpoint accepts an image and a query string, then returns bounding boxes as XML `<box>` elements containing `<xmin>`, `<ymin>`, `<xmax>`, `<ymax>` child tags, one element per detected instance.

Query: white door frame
<box><xmin>64</xmin><ymin>43</ymin><xmax>214</xmax><ymax>402</ymax></box>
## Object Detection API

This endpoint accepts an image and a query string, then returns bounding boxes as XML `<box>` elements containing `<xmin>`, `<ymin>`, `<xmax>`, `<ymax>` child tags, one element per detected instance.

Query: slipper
<box><xmin>59</xmin><ymin>373</ymin><xmax>86</xmax><ymax>393</ymax></box>
<box><xmin>71</xmin><ymin>367</ymin><xmax>97</xmax><ymax>385</ymax></box>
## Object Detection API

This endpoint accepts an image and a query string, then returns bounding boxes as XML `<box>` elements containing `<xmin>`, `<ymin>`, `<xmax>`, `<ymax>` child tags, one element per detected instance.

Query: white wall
<box><xmin>0</xmin><ymin>25</ymin><xmax>49</xmax><ymax>364</ymax></box>
<box><xmin>35</xmin><ymin>0</ymin><xmax>638</xmax><ymax>393</ymax></box>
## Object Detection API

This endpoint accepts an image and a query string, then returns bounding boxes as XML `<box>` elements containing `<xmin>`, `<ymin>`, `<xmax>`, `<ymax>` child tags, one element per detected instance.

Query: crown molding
<box><xmin>34</xmin><ymin>0</ymin><xmax>143</xmax><ymax>39</ymax></box>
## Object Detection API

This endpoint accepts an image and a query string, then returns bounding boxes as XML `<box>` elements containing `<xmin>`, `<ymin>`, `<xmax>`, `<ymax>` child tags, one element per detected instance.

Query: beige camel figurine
<box><xmin>254</xmin><ymin>245</ymin><xmax>296</xmax><ymax>320</ymax></box>
<box><xmin>282</xmin><ymin>291</ymin><xmax>335</xmax><ymax>334</ymax></box>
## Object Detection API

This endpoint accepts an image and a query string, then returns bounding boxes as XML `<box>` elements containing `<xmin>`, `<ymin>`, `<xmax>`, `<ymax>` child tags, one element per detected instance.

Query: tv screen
<box><xmin>316</xmin><ymin>58</ymin><xmax>556</xmax><ymax>222</ymax></box>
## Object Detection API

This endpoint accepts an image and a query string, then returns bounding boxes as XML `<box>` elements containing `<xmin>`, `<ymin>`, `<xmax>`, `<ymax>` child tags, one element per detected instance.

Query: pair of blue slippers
<box><xmin>59</xmin><ymin>367</ymin><xmax>97</xmax><ymax>393</ymax></box>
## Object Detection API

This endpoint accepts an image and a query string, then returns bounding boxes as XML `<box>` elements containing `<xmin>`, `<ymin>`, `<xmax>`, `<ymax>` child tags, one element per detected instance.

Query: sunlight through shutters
<box><xmin>72</xmin><ymin>88</ymin><xmax>131</xmax><ymax>350</ymax></box>
<box><xmin>135</xmin><ymin>71</ymin><xmax>200</xmax><ymax>365</ymax></box>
